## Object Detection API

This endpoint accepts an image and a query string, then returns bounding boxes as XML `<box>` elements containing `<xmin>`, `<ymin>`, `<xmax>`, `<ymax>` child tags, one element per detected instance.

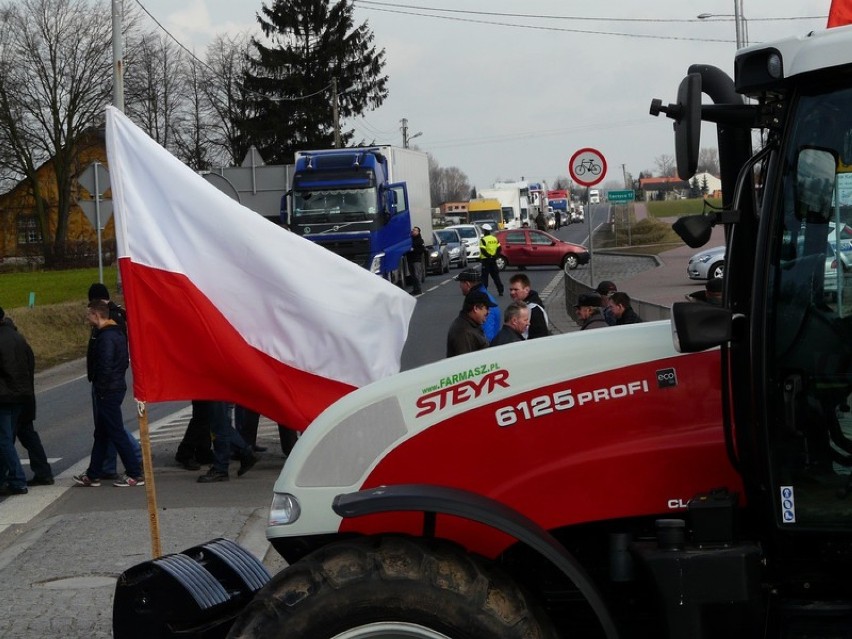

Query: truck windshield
<box><xmin>767</xmin><ymin>84</ymin><xmax>852</xmax><ymax>529</ymax></box>
<box><xmin>292</xmin><ymin>188</ymin><xmax>375</xmax><ymax>223</ymax></box>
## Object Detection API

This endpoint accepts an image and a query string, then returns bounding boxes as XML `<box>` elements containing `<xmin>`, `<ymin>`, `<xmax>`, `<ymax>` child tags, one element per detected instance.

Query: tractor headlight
<box><xmin>269</xmin><ymin>492</ymin><xmax>301</xmax><ymax>526</ymax></box>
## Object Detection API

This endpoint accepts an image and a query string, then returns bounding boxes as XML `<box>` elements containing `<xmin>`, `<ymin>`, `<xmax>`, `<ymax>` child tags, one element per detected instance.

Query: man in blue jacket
<box><xmin>74</xmin><ymin>299</ymin><xmax>144</xmax><ymax>488</ymax></box>
<box><xmin>454</xmin><ymin>267</ymin><xmax>500</xmax><ymax>342</ymax></box>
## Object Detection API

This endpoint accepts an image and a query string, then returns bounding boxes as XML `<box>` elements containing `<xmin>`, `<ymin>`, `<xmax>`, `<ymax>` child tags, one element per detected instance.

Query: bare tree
<box><xmin>202</xmin><ymin>33</ymin><xmax>255</xmax><ymax>166</ymax></box>
<box><xmin>171</xmin><ymin>57</ymin><xmax>214</xmax><ymax>171</ymax></box>
<box><xmin>0</xmin><ymin>0</ymin><xmax>113</xmax><ymax>265</ymax></box>
<box><xmin>427</xmin><ymin>154</ymin><xmax>470</xmax><ymax>206</ymax></box>
<box><xmin>697</xmin><ymin>147</ymin><xmax>720</xmax><ymax>176</ymax></box>
<box><xmin>654</xmin><ymin>154</ymin><xmax>676</xmax><ymax>177</ymax></box>
<box><xmin>124</xmin><ymin>32</ymin><xmax>186</xmax><ymax>150</ymax></box>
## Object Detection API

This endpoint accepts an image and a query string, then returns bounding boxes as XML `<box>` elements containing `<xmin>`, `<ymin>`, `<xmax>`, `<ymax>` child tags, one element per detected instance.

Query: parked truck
<box><xmin>114</xmin><ymin>22</ymin><xmax>852</xmax><ymax>639</ymax></box>
<box><xmin>283</xmin><ymin>146</ymin><xmax>431</xmax><ymax>285</ymax></box>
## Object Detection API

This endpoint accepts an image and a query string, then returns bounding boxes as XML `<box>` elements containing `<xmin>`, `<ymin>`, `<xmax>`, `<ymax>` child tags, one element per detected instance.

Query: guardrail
<box><xmin>563</xmin><ymin>262</ymin><xmax>672</xmax><ymax>323</ymax></box>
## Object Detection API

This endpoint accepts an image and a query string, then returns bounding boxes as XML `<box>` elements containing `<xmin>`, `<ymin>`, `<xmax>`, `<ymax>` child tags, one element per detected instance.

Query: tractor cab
<box><xmin>656</xmin><ymin>33</ymin><xmax>852</xmax><ymax>615</ymax></box>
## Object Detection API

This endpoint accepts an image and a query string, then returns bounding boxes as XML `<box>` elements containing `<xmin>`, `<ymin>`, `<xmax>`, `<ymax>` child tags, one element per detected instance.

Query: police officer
<box><xmin>478</xmin><ymin>224</ymin><xmax>504</xmax><ymax>296</ymax></box>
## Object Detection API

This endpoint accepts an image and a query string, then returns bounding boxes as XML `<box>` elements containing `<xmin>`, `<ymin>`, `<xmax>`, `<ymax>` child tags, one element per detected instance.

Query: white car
<box><xmin>446</xmin><ymin>224</ymin><xmax>482</xmax><ymax>260</ymax></box>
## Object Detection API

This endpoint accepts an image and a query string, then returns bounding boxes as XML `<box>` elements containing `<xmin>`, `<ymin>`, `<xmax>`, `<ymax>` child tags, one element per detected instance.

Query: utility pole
<box><xmin>401</xmin><ymin>118</ymin><xmax>422</xmax><ymax>149</ymax></box>
<box><xmin>401</xmin><ymin>118</ymin><xmax>410</xmax><ymax>148</ymax></box>
<box><xmin>111</xmin><ymin>0</ymin><xmax>124</xmax><ymax>112</ymax></box>
<box><xmin>332</xmin><ymin>78</ymin><xmax>341</xmax><ymax>148</ymax></box>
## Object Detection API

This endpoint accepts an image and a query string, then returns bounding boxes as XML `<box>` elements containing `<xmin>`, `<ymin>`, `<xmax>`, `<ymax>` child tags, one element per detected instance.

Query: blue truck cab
<box><xmin>283</xmin><ymin>148</ymin><xmax>413</xmax><ymax>282</ymax></box>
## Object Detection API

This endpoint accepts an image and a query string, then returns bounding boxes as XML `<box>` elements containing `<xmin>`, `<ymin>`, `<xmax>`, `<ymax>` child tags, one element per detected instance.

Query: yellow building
<box><xmin>0</xmin><ymin>132</ymin><xmax>112</xmax><ymax>264</ymax></box>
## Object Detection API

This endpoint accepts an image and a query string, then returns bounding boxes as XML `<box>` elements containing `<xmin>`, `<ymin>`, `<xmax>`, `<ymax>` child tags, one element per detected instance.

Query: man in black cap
<box><xmin>447</xmin><ymin>290</ymin><xmax>497</xmax><ymax>357</ymax></box>
<box><xmin>454</xmin><ymin>267</ymin><xmax>501</xmax><ymax>342</ymax></box>
<box><xmin>595</xmin><ymin>280</ymin><xmax>618</xmax><ymax>325</ymax></box>
<box><xmin>86</xmin><ymin>283</ymin><xmax>139</xmax><ymax>479</ymax></box>
<box><xmin>574</xmin><ymin>293</ymin><xmax>608</xmax><ymax>330</ymax></box>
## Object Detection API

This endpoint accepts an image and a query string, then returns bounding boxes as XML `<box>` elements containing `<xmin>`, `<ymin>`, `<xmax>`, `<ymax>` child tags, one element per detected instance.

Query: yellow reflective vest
<box><xmin>480</xmin><ymin>234</ymin><xmax>500</xmax><ymax>259</ymax></box>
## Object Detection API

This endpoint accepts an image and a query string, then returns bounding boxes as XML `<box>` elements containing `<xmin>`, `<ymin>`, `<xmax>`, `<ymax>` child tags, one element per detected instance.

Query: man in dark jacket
<box><xmin>608</xmin><ymin>292</ymin><xmax>643</xmax><ymax>325</ymax></box>
<box><xmin>0</xmin><ymin>307</ymin><xmax>34</xmax><ymax>495</ymax></box>
<box><xmin>455</xmin><ymin>267</ymin><xmax>501</xmax><ymax>342</ymax></box>
<box><xmin>74</xmin><ymin>300</ymin><xmax>144</xmax><ymax>488</ymax></box>
<box><xmin>508</xmin><ymin>273</ymin><xmax>550</xmax><ymax>339</ymax></box>
<box><xmin>408</xmin><ymin>226</ymin><xmax>425</xmax><ymax>295</ymax></box>
<box><xmin>447</xmin><ymin>291</ymin><xmax>496</xmax><ymax>357</ymax></box>
<box><xmin>86</xmin><ymin>283</ymin><xmax>140</xmax><ymax>478</ymax></box>
<box><xmin>490</xmin><ymin>302</ymin><xmax>530</xmax><ymax>346</ymax></box>
<box><xmin>574</xmin><ymin>293</ymin><xmax>609</xmax><ymax>330</ymax></box>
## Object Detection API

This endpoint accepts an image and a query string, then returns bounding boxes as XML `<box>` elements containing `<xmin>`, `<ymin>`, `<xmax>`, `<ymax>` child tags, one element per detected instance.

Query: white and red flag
<box><xmin>828</xmin><ymin>0</ymin><xmax>852</xmax><ymax>27</ymax></box>
<box><xmin>105</xmin><ymin>106</ymin><xmax>416</xmax><ymax>430</ymax></box>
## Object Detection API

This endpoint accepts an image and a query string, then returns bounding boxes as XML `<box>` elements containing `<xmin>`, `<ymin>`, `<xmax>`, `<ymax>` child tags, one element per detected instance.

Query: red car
<box><xmin>494</xmin><ymin>228</ymin><xmax>590</xmax><ymax>270</ymax></box>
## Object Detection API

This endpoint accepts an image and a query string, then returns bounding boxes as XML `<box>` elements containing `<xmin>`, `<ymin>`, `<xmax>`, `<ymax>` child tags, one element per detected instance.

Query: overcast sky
<box><xmin>133</xmin><ymin>0</ymin><xmax>830</xmax><ymax>191</ymax></box>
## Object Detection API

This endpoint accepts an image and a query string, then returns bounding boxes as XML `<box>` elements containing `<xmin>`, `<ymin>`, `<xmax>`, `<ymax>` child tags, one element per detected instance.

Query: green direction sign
<box><xmin>607</xmin><ymin>190</ymin><xmax>635</xmax><ymax>202</ymax></box>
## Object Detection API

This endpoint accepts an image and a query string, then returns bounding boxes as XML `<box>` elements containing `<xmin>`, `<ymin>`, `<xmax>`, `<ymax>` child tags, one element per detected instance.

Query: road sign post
<box><xmin>78</xmin><ymin>162</ymin><xmax>113</xmax><ymax>284</ymax></box>
<box><xmin>569</xmin><ymin>148</ymin><xmax>607</xmax><ymax>287</ymax></box>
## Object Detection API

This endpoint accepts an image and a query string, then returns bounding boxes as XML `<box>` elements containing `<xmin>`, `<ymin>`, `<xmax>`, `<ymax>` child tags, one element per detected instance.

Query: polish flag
<box><xmin>828</xmin><ymin>0</ymin><xmax>852</xmax><ymax>27</ymax></box>
<box><xmin>105</xmin><ymin>107</ymin><xmax>416</xmax><ymax>430</ymax></box>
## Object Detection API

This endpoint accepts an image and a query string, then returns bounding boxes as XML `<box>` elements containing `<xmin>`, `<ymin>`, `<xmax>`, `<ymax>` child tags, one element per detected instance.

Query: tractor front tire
<box><xmin>228</xmin><ymin>536</ymin><xmax>557</xmax><ymax>639</ymax></box>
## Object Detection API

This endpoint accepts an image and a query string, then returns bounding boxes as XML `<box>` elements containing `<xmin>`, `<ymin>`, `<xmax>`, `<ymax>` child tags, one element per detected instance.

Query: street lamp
<box><xmin>697</xmin><ymin>0</ymin><xmax>748</xmax><ymax>49</ymax></box>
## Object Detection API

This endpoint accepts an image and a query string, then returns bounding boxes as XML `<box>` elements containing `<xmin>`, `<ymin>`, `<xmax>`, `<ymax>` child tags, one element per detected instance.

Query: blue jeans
<box><xmin>87</xmin><ymin>389</ymin><xmax>142</xmax><ymax>479</ymax></box>
<box><xmin>210</xmin><ymin>402</ymin><xmax>250</xmax><ymax>473</ymax></box>
<box><xmin>91</xmin><ymin>387</ymin><xmax>140</xmax><ymax>476</ymax></box>
<box><xmin>0</xmin><ymin>404</ymin><xmax>26</xmax><ymax>490</ymax></box>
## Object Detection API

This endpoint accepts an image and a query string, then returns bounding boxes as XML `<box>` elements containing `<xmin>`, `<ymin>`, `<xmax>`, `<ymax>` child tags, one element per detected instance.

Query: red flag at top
<box><xmin>828</xmin><ymin>0</ymin><xmax>852</xmax><ymax>27</ymax></box>
<box><xmin>105</xmin><ymin>107</ymin><xmax>416</xmax><ymax>431</ymax></box>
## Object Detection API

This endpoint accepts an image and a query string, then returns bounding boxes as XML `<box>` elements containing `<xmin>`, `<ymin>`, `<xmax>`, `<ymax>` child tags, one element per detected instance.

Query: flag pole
<box><xmin>136</xmin><ymin>400</ymin><xmax>162</xmax><ymax>558</ymax></box>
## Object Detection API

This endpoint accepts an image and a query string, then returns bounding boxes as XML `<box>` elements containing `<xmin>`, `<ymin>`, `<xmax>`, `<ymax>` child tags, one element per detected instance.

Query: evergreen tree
<box><xmin>701</xmin><ymin>174</ymin><xmax>709</xmax><ymax>196</ymax></box>
<box><xmin>690</xmin><ymin>176</ymin><xmax>700</xmax><ymax>198</ymax></box>
<box><xmin>239</xmin><ymin>0</ymin><xmax>388</xmax><ymax>163</ymax></box>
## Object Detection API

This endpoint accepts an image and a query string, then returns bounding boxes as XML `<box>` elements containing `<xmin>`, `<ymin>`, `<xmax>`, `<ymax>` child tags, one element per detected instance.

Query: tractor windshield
<box><xmin>292</xmin><ymin>187</ymin><xmax>376</xmax><ymax>224</ymax></box>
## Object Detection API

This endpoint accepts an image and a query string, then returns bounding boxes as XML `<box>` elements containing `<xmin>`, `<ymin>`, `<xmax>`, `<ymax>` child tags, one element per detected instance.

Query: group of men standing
<box><xmin>447</xmin><ymin>267</ymin><xmax>551</xmax><ymax>357</ymax></box>
<box><xmin>573</xmin><ymin>280</ymin><xmax>644</xmax><ymax>330</ymax></box>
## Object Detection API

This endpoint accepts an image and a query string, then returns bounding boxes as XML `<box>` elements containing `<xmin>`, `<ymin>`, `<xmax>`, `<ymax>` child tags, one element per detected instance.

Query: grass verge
<box><xmin>1</xmin><ymin>267</ymin><xmax>121</xmax><ymax>372</ymax></box>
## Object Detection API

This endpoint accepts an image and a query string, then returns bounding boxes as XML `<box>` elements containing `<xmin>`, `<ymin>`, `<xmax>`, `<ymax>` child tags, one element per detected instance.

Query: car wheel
<box><xmin>562</xmin><ymin>254</ymin><xmax>579</xmax><ymax>270</ymax></box>
<box><xmin>495</xmin><ymin>255</ymin><xmax>507</xmax><ymax>271</ymax></box>
<box><xmin>709</xmin><ymin>262</ymin><xmax>724</xmax><ymax>280</ymax></box>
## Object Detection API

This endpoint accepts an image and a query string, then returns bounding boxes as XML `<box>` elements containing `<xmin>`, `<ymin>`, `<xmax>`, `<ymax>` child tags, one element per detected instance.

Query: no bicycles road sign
<box><xmin>569</xmin><ymin>148</ymin><xmax>607</xmax><ymax>187</ymax></box>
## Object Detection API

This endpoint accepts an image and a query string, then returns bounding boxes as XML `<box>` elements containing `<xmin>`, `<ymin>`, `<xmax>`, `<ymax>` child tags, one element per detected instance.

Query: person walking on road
<box><xmin>478</xmin><ymin>224</ymin><xmax>504</xmax><ymax>296</ymax></box>
<box><xmin>175</xmin><ymin>400</ymin><xmax>215</xmax><ymax>470</ymax></box>
<box><xmin>447</xmin><ymin>291</ymin><xmax>495</xmax><ymax>357</ymax></box>
<box><xmin>87</xmin><ymin>283</ymin><xmax>141</xmax><ymax>479</ymax></box>
<box><xmin>490</xmin><ymin>302</ymin><xmax>530</xmax><ymax>347</ymax></box>
<box><xmin>0</xmin><ymin>307</ymin><xmax>35</xmax><ymax>496</ymax></box>
<box><xmin>197</xmin><ymin>401</ymin><xmax>257</xmax><ymax>483</ymax></box>
<box><xmin>17</xmin><ymin>398</ymin><xmax>54</xmax><ymax>486</ymax></box>
<box><xmin>74</xmin><ymin>300</ymin><xmax>144</xmax><ymax>488</ymax></box>
<box><xmin>454</xmin><ymin>267</ymin><xmax>501</xmax><ymax>342</ymax></box>
<box><xmin>508</xmin><ymin>273</ymin><xmax>550</xmax><ymax>339</ymax></box>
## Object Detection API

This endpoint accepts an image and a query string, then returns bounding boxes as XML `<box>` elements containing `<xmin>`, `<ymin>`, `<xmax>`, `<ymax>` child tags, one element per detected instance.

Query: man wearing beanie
<box><xmin>0</xmin><ymin>306</ymin><xmax>35</xmax><ymax>495</ymax></box>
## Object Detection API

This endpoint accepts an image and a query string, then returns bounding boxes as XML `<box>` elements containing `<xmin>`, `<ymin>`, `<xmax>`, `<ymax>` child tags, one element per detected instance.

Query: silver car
<box><xmin>434</xmin><ymin>228</ymin><xmax>468</xmax><ymax>269</ymax></box>
<box><xmin>446</xmin><ymin>224</ymin><xmax>482</xmax><ymax>260</ymax></box>
<box><xmin>687</xmin><ymin>245</ymin><xmax>725</xmax><ymax>280</ymax></box>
